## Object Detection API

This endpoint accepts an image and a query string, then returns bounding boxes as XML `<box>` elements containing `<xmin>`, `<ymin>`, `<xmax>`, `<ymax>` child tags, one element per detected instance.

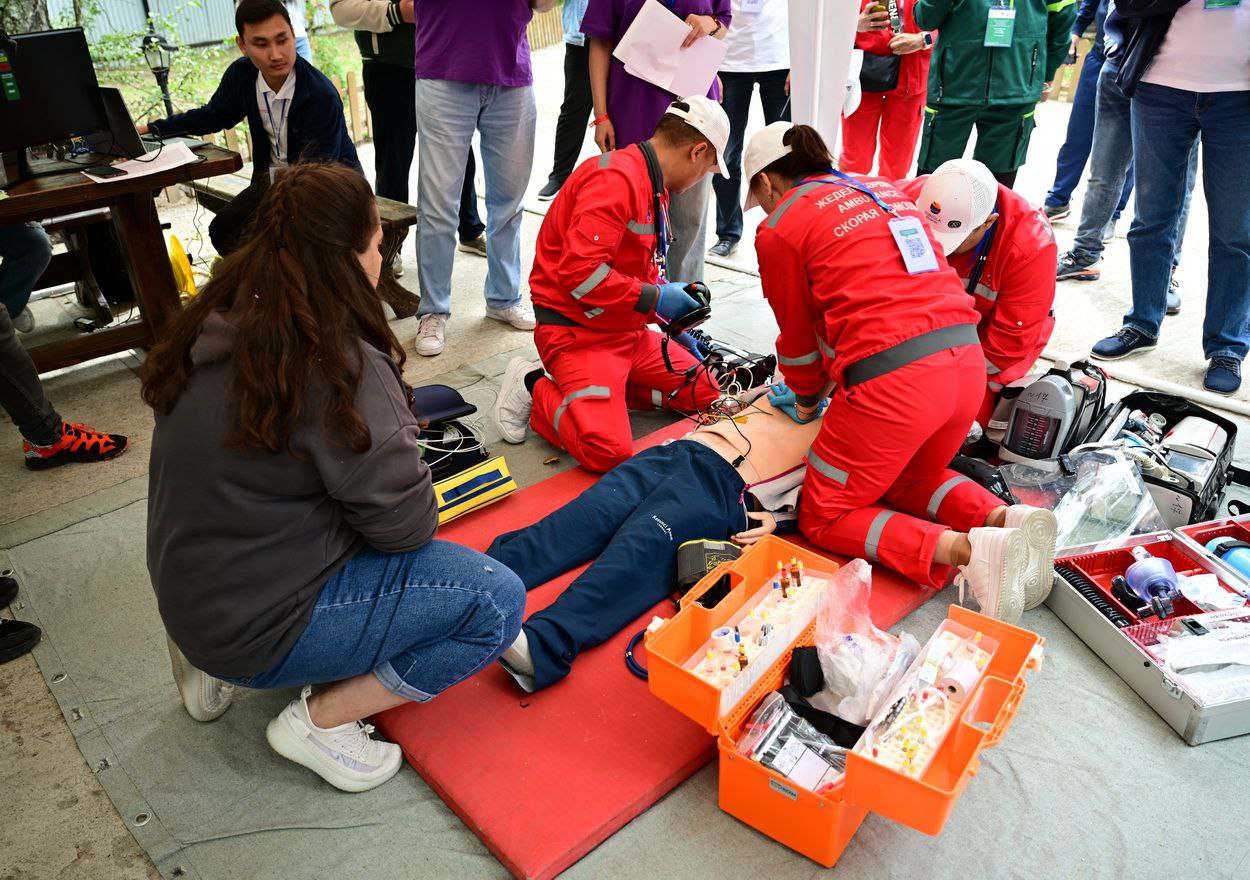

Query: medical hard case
<box><xmin>1176</xmin><ymin>513</ymin><xmax>1250</xmax><ymax>595</ymax></box>
<box><xmin>1052</xmin><ymin>531</ymin><xmax>1250</xmax><ymax>745</ymax></box>
<box><xmin>646</xmin><ymin>536</ymin><xmax>1044</xmax><ymax>867</ymax></box>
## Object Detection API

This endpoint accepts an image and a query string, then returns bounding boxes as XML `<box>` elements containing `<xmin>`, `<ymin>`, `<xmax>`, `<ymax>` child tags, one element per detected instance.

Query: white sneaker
<box><xmin>485</xmin><ymin>302</ymin><xmax>536</xmax><ymax>331</ymax></box>
<box><xmin>415</xmin><ymin>313</ymin><xmax>447</xmax><ymax>357</ymax></box>
<box><xmin>12</xmin><ymin>307</ymin><xmax>34</xmax><ymax>334</ymax></box>
<box><xmin>166</xmin><ymin>635</ymin><xmax>234</xmax><ymax>722</ymax></box>
<box><xmin>390</xmin><ymin>255</ymin><xmax>404</xmax><ymax>278</ymax></box>
<box><xmin>1003</xmin><ymin>505</ymin><xmax>1058</xmax><ymax>610</ymax></box>
<box><xmin>494</xmin><ymin>357</ymin><xmax>538</xmax><ymax>444</ymax></box>
<box><xmin>954</xmin><ymin>527</ymin><xmax>1027</xmax><ymax>625</ymax></box>
<box><xmin>266</xmin><ymin>685</ymin><xmax>403</xmax><ymax>793</ymax></box>
<box><xmin>498</xmin><ymin>630</ymin><xmax>535</xmax><ymax>693</ymax></box>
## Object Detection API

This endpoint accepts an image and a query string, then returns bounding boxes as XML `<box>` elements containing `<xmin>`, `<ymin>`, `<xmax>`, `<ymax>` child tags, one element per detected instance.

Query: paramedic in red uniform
<box><xmin>744</xmin><ymin>122</ymin><xmax>1059</xmax><ymax>621</ymax></box>
<box><xmin>902</xmin><ymin>158</ymin><xmax>1058</xmax><ymax>425</ymax></box>
<box><xmin>493</xmin><ymin>97</ymin><xmax>730</xmax><ymax>472</ymax></box>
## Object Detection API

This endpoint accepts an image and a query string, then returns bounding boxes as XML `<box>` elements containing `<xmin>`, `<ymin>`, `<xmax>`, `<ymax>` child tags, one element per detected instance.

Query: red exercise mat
<box><xmin>373</xmin><ymin>424</ymin><xmax>929</xmax><ymax>880</ymax></box>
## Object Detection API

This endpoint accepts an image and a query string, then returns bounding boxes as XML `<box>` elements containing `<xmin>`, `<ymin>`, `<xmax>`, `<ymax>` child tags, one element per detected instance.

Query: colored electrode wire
<box><xmin>1054</xmin><ymin>564</ymin><xmax>1132</xmax><ymax>628</ymax></box>
<box><xmin>625</xmin><ymin>628</ymin><xmax>648</xmax><ymax>680</ymax></box>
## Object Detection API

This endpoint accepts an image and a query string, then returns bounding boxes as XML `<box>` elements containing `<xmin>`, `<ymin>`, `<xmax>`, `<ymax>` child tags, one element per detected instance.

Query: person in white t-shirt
<box><xmin>1090</xmin><ymin>0</ymin><xmax>1250</xmax><ymax>396</ymax></box>
<box><xmin>708</xmin><ymin>0</ymin><xmax>790</xmax><ymax>258</ymax></box>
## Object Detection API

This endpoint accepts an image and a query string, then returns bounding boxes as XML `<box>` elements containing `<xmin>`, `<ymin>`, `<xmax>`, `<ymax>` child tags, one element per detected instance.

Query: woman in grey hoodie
<box><xmin>143</xmin><ymin>163</ymin><xmax>524</xmax><ymax>793</ymax></box>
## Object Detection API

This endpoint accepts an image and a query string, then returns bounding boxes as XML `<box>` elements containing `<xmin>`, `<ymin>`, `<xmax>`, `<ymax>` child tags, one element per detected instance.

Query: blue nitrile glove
<box><xmin>655</xmin><ymin>282</ymin><xmax>702</xmax><ymax>325</ymax></box>
<box><xmin>672</xmin><ymin>331</ymin><xmax>710</xmax><ymax>360</ymax></box>
<box><xmin>767</xmin><ymin>382</ymin><xmax>827</xmax><ymax>424</ymax></box>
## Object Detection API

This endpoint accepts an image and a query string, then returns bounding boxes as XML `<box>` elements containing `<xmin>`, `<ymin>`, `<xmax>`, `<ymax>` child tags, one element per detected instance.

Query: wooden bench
<box><xmin>188</xmin><ymin>171</ymin><xmax>421</xmax><ymax>318</ymax></box>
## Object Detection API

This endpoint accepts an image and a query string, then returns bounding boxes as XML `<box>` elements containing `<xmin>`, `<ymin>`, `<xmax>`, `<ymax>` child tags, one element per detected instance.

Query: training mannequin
<box><xmin>488</xmin><ymin>390</ymin><xmax>820</xmax><ymax>692</ymax></box>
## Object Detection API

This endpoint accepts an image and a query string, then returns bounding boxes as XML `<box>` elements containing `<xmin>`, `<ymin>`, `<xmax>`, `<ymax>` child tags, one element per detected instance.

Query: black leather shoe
<box><xmin>0</xmin><ymin>570</ymin><xmax>16</xmax><ymax>608</ymax></box>
<box><xmin>708</xmin><ymin>237</ymin><xmax>738</xmax><ymax>258</ymax></box>
<box><xmin>1</xmin><ymin>618</ymin><xmax>41</xmax><ymax>664</ymax></box>
<box><xmin>537</xmin><ymin>178</ymin><xmax>564</xmax><ymax>202</ymax></box>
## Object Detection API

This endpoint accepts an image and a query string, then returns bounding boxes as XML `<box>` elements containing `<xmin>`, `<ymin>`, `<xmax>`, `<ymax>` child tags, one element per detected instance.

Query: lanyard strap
<box><xmin>263</xmin><ymin>91</ymin><xmax>289</xmax><ymax>160</ymax></box>
<box><xmin>807</xmin><ymin>169</ymin><xmax>899</xmax><ymax>217</ymax></box>
<box><xmin>965</xmin><ymin>202</ymin><xmax>999</xmax><ymax>295</ymax></box>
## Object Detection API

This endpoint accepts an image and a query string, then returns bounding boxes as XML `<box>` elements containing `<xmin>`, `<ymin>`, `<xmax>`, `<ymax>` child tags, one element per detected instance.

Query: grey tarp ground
<box><xmin>5</xmin><ymin>420</ymin><xmax>1250</xmax><ymax>879</ymax></box>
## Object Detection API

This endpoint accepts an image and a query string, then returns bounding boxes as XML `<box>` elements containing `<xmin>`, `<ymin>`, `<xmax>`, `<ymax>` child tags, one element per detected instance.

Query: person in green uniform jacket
<box><xmin>915</xmin><ymin>0</ymin><xmax>1076</xmax><ymax>187</ymax></box>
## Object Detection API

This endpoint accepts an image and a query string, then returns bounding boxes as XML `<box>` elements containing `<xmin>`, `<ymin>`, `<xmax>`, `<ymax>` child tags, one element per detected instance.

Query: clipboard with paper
<box><xmin>613</xmin><ymin>0</ymin><xmax>728</xmax><ymax>97</ymax></box>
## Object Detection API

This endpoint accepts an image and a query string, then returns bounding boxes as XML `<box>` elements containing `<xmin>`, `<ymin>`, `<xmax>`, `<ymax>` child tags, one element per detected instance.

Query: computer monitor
<box><xmin>0</xmin><ymin>28</ymin><xmax>108</xmax><ymax>154</ymax></box>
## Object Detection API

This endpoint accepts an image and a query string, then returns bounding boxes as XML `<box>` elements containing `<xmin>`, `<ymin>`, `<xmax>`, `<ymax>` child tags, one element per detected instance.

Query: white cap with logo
<box><xmin>741</xmin><ymin>121</ymin><xmax>796</xmax><ymax>211</ymax></box>
<box><xmin>915</xmin><ymin>158</ymin><xmax>999</xmax><ymax>254</ymax></box>
<box><xmin>664</xmin><ymin>95</ymin><xmax>731</xmax><ymax>179</ymax></box>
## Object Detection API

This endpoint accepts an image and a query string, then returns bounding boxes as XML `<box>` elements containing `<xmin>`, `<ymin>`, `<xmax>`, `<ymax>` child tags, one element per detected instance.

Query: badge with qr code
<box><xmin>888</xmin><ymin>216</ymin><xmax>940</xmax><ymax>274</ymax></box>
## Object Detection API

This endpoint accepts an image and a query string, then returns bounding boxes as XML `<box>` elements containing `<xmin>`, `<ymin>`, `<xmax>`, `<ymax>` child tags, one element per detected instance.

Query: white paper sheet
<box><xmin>81</xmin><ymin>143</ymin><xmax>198</xmax><ymax>184</ymax></box>
<box><xmin>613</xmin><ymin>0</ymin><xmax>728</xmax><ymax>98</ymax></box>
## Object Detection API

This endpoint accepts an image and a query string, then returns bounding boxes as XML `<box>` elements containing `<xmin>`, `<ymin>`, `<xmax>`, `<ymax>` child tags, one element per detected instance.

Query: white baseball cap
<box><xmin>664</xmin><ymin>95</ymin><xmax>730</xmax><ymax>179</ymax></box>
<box><xmin>916</xmin><ymin>158</ymin><xmax>999</xmax><ymax>254</ymax></box>
<box><xmin>741</xmin><ymin>121</ymin><xmax>795</xmax><ymax>211</ymax></box>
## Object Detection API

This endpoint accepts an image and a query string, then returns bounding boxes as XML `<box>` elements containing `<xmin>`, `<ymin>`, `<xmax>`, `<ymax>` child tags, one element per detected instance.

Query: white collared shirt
<box><xmin>256</xmin><ymin>67</ymin><xmax>297</xmax><ymax>168</ymax></box>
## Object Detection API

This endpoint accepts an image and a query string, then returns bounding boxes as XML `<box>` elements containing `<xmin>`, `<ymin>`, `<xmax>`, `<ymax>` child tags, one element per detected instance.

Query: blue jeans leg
<box><xmin>0</xmin><ymin>222</ymin><xmax>51</xmax><ymax>318</ymax></box>
<box><xmin>220</xmin><ymin>541</ymin><xmax>525</xmax><ymax>701</ymax></box>
<box><xmin>476</xmin><ymin>84</ymin><xmax>536</xmax><ymax>310</ymax></box>
<box><xmin>1047</xmin><ymin>48</ymin><xmax>1105</xmax><ymax>209</ymax></box>
<box><xmin>1194</xmin><ymin>89</ymin><xmax>1250</xmax><ymax>360</ymax></box>
<box><xmin>1072</xmin><ymin>60</ymin><xmax>1133</xmax><ymax>261</ymax></box>
<box><xmin>1124</xmin><ymin>83</ymin><xmax>1200</xmax><ymax>340</ymax></box>
<box><xmin>713</xmin><ymin>72</ymin><xmax>755</xmax><ymax>243</ymax></box>
<box><xmin>294</xmin><ymin>36</ymin><xmax>312</xmax><ymax>63</ymax></box>
<box><xmin>493</xmin><ymin>442</ymin><xmax>746</xmax><ymax>689</ymax></box>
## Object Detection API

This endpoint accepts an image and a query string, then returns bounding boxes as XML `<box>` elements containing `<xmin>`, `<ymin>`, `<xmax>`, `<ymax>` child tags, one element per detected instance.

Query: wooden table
<box><xmin>0</xmin><ymin>146</ymin><xmax>243</xmax><ymax>373</ymax></box>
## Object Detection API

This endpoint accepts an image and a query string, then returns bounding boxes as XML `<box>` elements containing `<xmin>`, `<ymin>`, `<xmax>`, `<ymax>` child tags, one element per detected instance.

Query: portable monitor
<box><xmin>0</xmin><ymin>28</ymin><xmax>107</xmax><ymax>155</ymax></box>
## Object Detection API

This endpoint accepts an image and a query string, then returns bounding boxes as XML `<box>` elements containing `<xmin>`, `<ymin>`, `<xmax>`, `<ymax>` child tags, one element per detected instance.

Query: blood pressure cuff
<box><xmin>434</xmin><ymin>455</ymin><xmax>517</xmax><ymax>525</ymax></box>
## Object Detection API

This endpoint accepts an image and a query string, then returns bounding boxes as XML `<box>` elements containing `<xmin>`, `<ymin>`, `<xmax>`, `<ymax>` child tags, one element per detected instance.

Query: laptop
<box><xmin>89</xmin><ymin>86</ymin><xmax>208</xmax><ymax>159</ymax></box>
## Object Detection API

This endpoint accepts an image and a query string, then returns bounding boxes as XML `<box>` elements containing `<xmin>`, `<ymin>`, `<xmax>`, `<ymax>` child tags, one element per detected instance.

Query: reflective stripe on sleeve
<box><xmin>627</xmin><ymin>220</ymin><xmax>655</xmax><ymax>235</ymax></box>
<box><xmin>817</xmin><ymin>336</ymin><xmax>836</xmax><ymax>360</ymax></box>
<box><xmin>598</xmin><ymin>152</ymin><xmax>612</xmax><ymax>168</ymax></box>
<box><xmin>571</xmin><ymin>263</ymin><xmax>610</xmax><ymax>300</ymax></box>
<box><xmin>778</xmin><ymin>349</ymin><xmax>821</xmax><ymax>367</ymax></box>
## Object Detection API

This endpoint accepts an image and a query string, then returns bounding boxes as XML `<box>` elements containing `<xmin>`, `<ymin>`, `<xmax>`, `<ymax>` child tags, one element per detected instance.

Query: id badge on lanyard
<box><xmin>984</xmin><ymin>0</ymin><xmax>1016</xmax><ymax>48</ymax></box>
<box><xmin>820</xmin><ymin>170</ymin><xmax>940</xmax><ymax>275</ymax></box>
<box><xmin>1204</xmin><ymin>0</ymin><xmax>1240</xmax><ymax>8</ymax></box>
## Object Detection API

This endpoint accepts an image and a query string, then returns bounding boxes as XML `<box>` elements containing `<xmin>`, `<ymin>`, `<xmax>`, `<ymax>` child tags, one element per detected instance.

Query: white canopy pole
<box><xmin>787</xmin><ymin>0</ymin><xmax>860</xmax><ymax>153</ymax></box>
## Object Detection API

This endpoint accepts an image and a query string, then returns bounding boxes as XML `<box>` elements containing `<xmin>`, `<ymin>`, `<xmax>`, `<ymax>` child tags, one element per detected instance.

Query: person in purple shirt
<box><xmin>406</xmin><ymin>0</ymin><xmax>555</xmax><ymax>358</ymax></box>
<box><xmin>582</xmin><ymin>0</ymin><xmax>731</xmax><ymax>283</ymax></box>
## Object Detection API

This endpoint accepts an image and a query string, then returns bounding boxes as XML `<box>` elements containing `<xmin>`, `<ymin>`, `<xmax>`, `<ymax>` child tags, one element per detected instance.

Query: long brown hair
<box><xmin>141</xmin><ymin>162</ymin><xmax>405</xmax><ymax>455</ymax></box>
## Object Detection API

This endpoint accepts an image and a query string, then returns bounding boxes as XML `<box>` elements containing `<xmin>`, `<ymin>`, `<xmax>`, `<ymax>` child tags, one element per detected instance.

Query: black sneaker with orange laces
<box><xmin>22</xmin><ymin>422</ymin><xmax>130</xmax><ymax>470</ymax></box>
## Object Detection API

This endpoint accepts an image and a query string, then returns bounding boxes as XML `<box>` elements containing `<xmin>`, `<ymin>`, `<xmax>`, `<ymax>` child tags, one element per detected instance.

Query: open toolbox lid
<box><xmin>647</xmin><ymin>536</ymin><xmax>1045</xmax><ymax>838</ymax></box>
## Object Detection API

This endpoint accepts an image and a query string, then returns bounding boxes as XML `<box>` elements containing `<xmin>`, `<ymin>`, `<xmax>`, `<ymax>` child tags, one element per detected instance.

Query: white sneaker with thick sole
<box><xmin>955</xmin><ymin>527</ymin><xmax>1028</xmax><ymax>625</ymax></box>
<box><xmin>1003</xmin><ymin>505</ymin><xmax>1058</xmax><ymax>610</ymax></box>
<box><xmin>266</xmin><ymin>685</ymin><xmax>403</xmax><ymax>793</ymax></box>
<box><xmin>498</xmin><ymin>630</ymin><xmax>536</xmax><ymax>693</ymax></box>
<box><xmin>494</xmin><ymin>357</ymin><xmax>538</xmax><ymax>444</ymax></box>
<box><xmin>166</xmin><ymin>635</ymin><xmax>234</xmax><ymax>722</ymax></box>
<box><xmin>415</xmin><ymin>313</ymin><xmax>447</xmax><ymax>357</ymax></box>
<box><xmin>391</xmin><ymin>254</ymin><xmax>404</xmax><ymax>278</ymax></box>
<box><xmin>485</xmin><ymin>302</ymin><xmax>536</xmax><ymax>331</ymax></box>
<box><xmin>13</xmin><ymin>308</ymin><xmax>34</xmax><ymax>334</ymax></box>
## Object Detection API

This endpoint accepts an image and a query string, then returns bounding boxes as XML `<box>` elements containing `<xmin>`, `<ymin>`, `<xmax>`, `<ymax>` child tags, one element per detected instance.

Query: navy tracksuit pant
<box><xmin>487</xmin><ymin>440</ymin><xmax>747</xmax><ymax>690</ymax></box>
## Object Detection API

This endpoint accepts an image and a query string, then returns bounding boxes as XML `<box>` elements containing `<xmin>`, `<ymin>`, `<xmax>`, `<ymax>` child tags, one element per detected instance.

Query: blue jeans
<box><xmin>487</xmin><ymin>441</ymin><xmax>747</xmax><ymax>689</ymax></box>
<box><xmin>1070</xmin><ymin>58</ymin><xmax>1147</xmax><ymax>262</ymax></box>
<box><xmin>1048</xmin><ymin>47</ymin><xmax>1110</xmax><ymax>209</ymax></box>
<box><xmin>1126</xmin><ymin>83</ymin><xmax>1250</xmax><ymax>359</ymax></box>
<box><xmin>218</xmin><ymin>541</ymin><xmax>525</xmax><ymax>702</ymax></box>
<box><xmin>714</xmin><ymin>69</ymin><xmax>791</xmax><ymax>242</ymax></box>
<box><xmin>0</xmin><ymin>222</ymin><xmax>50</xmax><ymax>319</ymax></box>
<box><xmin>414</xmin><ymin>79</ymin><xmax>536</xmax><ymax>316</ymax></box>
<box><xmin>294</xmin><ymin>36</ymin><xmax>312</xmax><ymax>63</ymax></box>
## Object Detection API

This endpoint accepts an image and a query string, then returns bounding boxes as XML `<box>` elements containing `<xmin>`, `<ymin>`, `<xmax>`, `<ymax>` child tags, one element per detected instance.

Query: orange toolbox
<box><xmin>646</xmin><ymin>535</ymin><xmax>1045</xmax><ymax>867</ymax></box>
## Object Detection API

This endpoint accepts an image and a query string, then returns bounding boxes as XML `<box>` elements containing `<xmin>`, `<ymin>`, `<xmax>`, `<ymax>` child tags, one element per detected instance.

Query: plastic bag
<box><xmin>1000</xmin><ymin>448</ymin><xmax>1168</xmax><ymax>553</ymax></box>
<box><xmin>813</xmin><ymin>560</ymin><xmax>920</xmax><ymax>726</ymax></box>
<box><xmin>735</xmin><ymin>692</ymin><xmax>847</xmax><ymax>793</ymax></box>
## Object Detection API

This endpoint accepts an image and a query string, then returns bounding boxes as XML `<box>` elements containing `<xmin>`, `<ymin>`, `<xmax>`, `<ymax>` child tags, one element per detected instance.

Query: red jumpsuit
<box><xmin>528</xmin><ymin>146</ymin><xmax>720</xmax><ymax>473</ymax></box>
<box><xmin>901</xmin><ymin>178</ymin><xmax>1058</xmax><ymax>424</ymax></box>
<box><xmin>757</xmin><ymin>174</ymin><xmax>1005</xmax><ymax>588</ymax></box>
<box><xmin>840</xmin><ymin>0</ymin><xmax>932</xmax><ymax>180</ymax></box>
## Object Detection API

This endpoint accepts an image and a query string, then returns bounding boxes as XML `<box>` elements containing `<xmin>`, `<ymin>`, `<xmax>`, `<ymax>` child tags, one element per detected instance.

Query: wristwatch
<box><xmin>710</xmin><ymin>17</ymin><xmax>723</xmax><ymax>37</ymax></box>
<box><xmin>922</xmin><ymin>31</ymin><xmax>934</xmax><ymax>48</ymax></box>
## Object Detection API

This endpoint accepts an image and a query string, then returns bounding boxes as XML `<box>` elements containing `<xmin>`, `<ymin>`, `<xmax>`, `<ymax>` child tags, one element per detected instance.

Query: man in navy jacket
<box><xmin>141</xmin><ymin>0</ymin><xmax>360</xmax><ymax>254</ymax></box>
